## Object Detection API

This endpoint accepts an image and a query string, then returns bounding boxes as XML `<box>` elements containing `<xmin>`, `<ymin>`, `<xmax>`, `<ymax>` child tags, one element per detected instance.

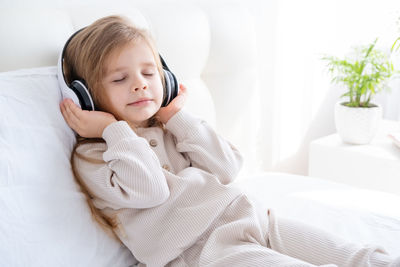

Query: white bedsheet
<box><xmin>235</xmin><ymin>172</ymin><xmax>400</xmax><ymax>257</ymax></box>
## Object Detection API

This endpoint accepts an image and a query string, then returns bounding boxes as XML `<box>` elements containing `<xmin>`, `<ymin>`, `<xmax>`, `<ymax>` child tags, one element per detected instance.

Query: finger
<box><xmin>60</xmin><ymin>101</ymin><xmax>71</xmax><ymax>120</ymax></box>
<box><xmin>60</xmin><ymin>103</ymin><xmax>79</xmax><ymax>130</ymax></box>
<box><xmin>179</xmin><ymin>84</ymin><xmax>187</xmax><ymax>94</ymax></box>
<box><xmin>165</xmin><ymin>94</ymin><xmax>185</xmax><ymax>113</ymax></box>
<box><xmin>173</xmin><ymin>95</ymin><xmax>185</xmax><ymax>109</ymax></box>
<box><xmin>177</xmin><ymin>86</ymin><xmax>187</xmax><ymax>100</ymax></box>
<box><xmin>64</xmin><ymin>102</ymin><xmax>82</xmax><ymax>128</ymax></box>
<box><xmin>65</xmin><ymin>99</ymin><xmax>87</xmax><ymax>121</ymax></box>
<box><xmin>60</xmin><ymin>103</ymin><xmax>68</xmax><ymax>122</ymax></box>
<box><xmin>59</xmin><ymin>101</ymin><xmax>66</xmax><ymax>114</ymax></box>
<box><xmin>61</xmin><ymin>98</ymin><xmax>75</xmax><ymax>108</ymax></box>
<box><xmin>65</xmin><ymin>99</ymin><xmax>83</xmax><ymax>115</ymax></box>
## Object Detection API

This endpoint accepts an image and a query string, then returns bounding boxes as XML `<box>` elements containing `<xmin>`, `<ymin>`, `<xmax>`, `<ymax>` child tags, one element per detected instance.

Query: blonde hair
<box><xmin>64</xmin><ymin>15</ymin><xmax>165</xmax><ymax>237</ymax></box>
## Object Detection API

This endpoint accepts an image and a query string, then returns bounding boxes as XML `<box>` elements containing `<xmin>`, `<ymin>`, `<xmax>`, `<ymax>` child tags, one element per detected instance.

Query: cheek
<box><xmin>102</xmin><ymin>87</ymin><xmax>123</xmax><ymax>112</ymax></box>
<box><xmin>153</xmin><ymin>78</ymin><xmax>164</xmax><ymax>102</ymax></box>
<box><xmin>109</xmin><ymin>94</ymin><xmax>126</xmax><ymax>111</ymax></box>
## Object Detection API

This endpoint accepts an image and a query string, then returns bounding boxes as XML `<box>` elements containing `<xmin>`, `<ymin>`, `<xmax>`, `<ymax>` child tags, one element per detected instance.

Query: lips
<box><xmin>128</xmin><ymin>98</ymin><xmax>153</xmax><ymax>105</ymax></box>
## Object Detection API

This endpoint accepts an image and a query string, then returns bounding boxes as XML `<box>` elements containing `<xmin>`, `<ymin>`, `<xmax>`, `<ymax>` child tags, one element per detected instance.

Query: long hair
<box><xmin>63</xmin><ymin>15</ymin><xmax>165</xmax><ymax>237</ymax></box>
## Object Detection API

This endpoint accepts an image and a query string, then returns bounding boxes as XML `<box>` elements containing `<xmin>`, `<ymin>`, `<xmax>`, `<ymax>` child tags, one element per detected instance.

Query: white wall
<box><xmin>263</xmin><ymin>0</ymin><xmax>400</xmax><ymax>174</ymax></box>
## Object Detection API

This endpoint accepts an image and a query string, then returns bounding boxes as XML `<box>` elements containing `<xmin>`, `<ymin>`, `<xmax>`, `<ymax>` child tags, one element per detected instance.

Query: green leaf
<box><xmin>369</xmin><ymin>83</ymin><xmax>375</xmax><ymax>94</ymax></box>
<box><xmin>391</xmin><ymin>37</ymin><xmax>400</xmax><ymax>52</ymax></box>
<box><xmin>322</xmin><ymin>37</ymin><xmax>397</xmax><ymax>100</ymax></box>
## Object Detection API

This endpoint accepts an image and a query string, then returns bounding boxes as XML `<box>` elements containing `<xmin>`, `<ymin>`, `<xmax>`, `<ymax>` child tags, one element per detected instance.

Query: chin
<box><xmin>130</xmin><ymin>114</ymin><xmax>156</xmax><ymax>126</ymax></box>
<box><xmin>124</xmin><ymin>106</ymin><xmax>159</xmax><ymax>125</ymax></box>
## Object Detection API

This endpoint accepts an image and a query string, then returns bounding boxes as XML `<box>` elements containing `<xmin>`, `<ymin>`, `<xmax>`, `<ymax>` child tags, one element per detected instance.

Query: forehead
<box><xmin>103</xmin><ymin>39</ymin><xmax>156</xmax><ymax>74</ymax></box>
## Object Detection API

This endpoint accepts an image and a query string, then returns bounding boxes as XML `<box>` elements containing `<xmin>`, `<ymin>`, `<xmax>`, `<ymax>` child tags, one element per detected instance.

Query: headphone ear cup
<box><xmin>162</xmin><ymin>70</ymin><xmax>179</xmax><ymax>107</ymax></box>
<box><xmin>162</xmin><ymin>70</ymin><xmax>172</xmax><ymax>107</ymax></box>
<box><xmin>70</xmin><ymin>80</ymin><xmax>95</xmax><ymax>111</ymax></box>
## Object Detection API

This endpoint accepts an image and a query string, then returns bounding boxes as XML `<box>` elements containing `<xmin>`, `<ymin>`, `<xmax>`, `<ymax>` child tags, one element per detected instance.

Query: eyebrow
<box><xmin>106</xmin><ymin>62</ymin><xmax>156</xmax><ymax>76</ymax></box>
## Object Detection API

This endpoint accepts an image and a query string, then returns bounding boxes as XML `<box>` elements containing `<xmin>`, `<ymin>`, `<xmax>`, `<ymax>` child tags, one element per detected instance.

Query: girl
<box><xmin>59</xmin><ymin>15</ymin><xmax>399</xmax><ymax>267</ymax></box>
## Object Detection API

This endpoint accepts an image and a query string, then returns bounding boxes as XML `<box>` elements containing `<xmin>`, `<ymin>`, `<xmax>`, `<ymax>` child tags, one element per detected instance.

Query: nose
<box><xmin>132</xmin><ymin>84</ymin><xmax>147</xmax><ymax>92</ymax></box>
<box><xmin>131</xmin><ymin>75</ymin><xmax>148</xmax><ymax>92</ymax></box>
<box><xmin>130</xmin><ymin>73</ymin><xmax>147</xmax><ymax>92</ymax></box>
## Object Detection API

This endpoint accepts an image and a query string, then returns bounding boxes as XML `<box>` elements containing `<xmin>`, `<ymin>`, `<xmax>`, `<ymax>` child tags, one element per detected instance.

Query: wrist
<box><xmin>157</xmin><ymin>109</ymin><xmax>176</xmax><ymax>124</ymax></box>
<box><xmin>102</xmin><ymin>120</ymin><xmax>138</xmax><ymax>146</ymax></box>
<box><xmin>101</xmin><ymin>118</ymin><xmax>118</xmax><ymax>137</ymax></box>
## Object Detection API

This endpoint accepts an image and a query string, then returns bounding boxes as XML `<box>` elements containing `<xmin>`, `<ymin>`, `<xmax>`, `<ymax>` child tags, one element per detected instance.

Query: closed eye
<box><xmin>143</xmin><ymin>73</ymin><xmax>154</xmax><ymax>76</ymax></box>
<box><xmin>113</xmin><ymin>77</ymin><xmax>126</xmax><ymax>83</ymax></box>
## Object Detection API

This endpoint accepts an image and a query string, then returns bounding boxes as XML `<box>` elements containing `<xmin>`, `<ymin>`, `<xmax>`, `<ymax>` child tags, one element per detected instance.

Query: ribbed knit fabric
<box><xmin>267</xmin><ymin>212</ymin><xmax>399</xmax><ymax>267</ymax></box>
<box><xmin>74</xmin><ymin>109</ymin><xmax>399</xmax><ymax>267</ymax></box>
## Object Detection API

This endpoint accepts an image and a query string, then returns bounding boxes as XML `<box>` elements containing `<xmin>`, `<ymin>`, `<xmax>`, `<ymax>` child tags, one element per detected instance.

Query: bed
<box><xmin>0</xmin><ymin>2</ymin><xmax>399</xmax><ymax>266</ymax></box>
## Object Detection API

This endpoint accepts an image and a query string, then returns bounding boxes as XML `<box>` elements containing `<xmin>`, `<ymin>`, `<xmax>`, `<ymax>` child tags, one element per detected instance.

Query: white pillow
<box><xmin>0</xmin><ymin>66</ymin><xmax>137</xmax><ymax>267</ymax></box>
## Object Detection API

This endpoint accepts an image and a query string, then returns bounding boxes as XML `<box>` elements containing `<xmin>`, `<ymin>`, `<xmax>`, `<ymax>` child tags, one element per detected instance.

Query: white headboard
<box><xmin>0</xmin><ymin>2</ymin><xmax>259</xmax><ymax>173</ymax></box>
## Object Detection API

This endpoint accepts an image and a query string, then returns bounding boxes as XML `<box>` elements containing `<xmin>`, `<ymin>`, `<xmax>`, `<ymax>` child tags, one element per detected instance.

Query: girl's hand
<box><xmin>156</xmin><ymin>84</ymin><xmax>187</xmax><ymax>124</ymax></box>
<box><xmin>60</xmin><ymin>99</ymin><xmax>117</xmax><ymax>138</ymax></box>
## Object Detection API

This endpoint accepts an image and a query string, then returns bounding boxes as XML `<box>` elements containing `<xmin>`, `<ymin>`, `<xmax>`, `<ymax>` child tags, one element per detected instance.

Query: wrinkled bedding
<box><xmin>236</xmin><ymin>172</ymin><xmax>400</xmax><ymax>256</ymax></box>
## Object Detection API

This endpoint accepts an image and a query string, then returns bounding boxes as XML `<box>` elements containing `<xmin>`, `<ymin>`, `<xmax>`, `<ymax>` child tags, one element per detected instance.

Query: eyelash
<box><xmin>112</xmin><ymin>73</ymin><xmax>154</xmax><ymax>83</ymax></box>
<box><xmin>113</xmin><ymin>77</ymin><xmax>126</xmax><ymax>83</ymax></box>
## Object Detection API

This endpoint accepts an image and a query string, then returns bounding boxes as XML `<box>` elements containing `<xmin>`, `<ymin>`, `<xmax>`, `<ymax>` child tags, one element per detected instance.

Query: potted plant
<box><xmin>323</xmin><ymin>38</ymin><xmax>398</xmax><ymax>144</ymax></box>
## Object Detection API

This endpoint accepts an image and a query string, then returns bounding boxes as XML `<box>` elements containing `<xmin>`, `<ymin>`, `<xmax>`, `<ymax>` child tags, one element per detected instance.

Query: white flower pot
<box><xmin>334</xmin><ymin>102</ymin><xmax>382</xmax><ymax>144</ymax></box>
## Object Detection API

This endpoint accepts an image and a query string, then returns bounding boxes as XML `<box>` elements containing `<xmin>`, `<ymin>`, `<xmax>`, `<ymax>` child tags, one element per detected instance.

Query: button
<box><xmin>162</xmin><ymin>164</ymin><xmax>171</xmax><ymax>171</ymax></box>
<box><xmin>149</xmin><ymin>139</ymin><xmax>158</xmax><ymax>147</ymax></box>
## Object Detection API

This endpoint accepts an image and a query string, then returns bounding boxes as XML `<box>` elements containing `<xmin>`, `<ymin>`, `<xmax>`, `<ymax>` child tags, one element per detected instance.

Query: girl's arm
<box><xmin>74</xmin><ymin>121</ymin><xmax>170</xmax><ymax>209</ymax></box>
<box><xmin>165</xmin><ymin>110</ymin><xmax>243</xmax><ymax>184</ymax></box>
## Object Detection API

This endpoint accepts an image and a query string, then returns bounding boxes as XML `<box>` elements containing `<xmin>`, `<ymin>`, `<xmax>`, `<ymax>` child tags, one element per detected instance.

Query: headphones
<box><xmin>57</xmin><ymin>27</ymin><xmax>179</xmax><ymax>111</ymax></box>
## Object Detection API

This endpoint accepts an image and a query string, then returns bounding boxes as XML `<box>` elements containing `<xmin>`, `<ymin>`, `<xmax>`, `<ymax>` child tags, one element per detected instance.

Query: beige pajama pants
<box><xmin>168</xmin><ymin>195</ymin><xmax>399</xmax><ymax>267</ymax></box>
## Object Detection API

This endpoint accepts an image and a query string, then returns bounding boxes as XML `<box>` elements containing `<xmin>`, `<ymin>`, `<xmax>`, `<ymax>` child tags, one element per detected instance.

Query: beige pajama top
<box><xmin>74</xmin><ymin>109</ymin><xmax>245</xmax><ymax>266</ymax></box>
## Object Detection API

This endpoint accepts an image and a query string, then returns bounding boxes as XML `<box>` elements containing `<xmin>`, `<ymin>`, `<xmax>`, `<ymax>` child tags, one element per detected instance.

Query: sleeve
<box><xmin>74</xmin><ymin>121</ymin><xmax>170</xmax><ymax>209</ymax></box>
<box><xmin>165</xmin><ymin>109</ymin><xmax>243</xmax><ymax>184</ymax></box>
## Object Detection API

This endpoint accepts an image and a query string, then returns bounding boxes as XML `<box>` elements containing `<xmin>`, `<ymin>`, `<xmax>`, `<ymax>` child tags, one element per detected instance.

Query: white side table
<box><xmin>309</xmin><ymin>120</ymin><xmax>400</xmax><ymax>195</ymax></box>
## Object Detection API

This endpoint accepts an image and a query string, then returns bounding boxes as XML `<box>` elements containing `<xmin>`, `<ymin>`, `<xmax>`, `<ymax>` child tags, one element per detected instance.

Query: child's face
<box><xmin>101</xmin><ymin>39</ymin><xmax>164</xmax><ymax>127</ymax></box>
